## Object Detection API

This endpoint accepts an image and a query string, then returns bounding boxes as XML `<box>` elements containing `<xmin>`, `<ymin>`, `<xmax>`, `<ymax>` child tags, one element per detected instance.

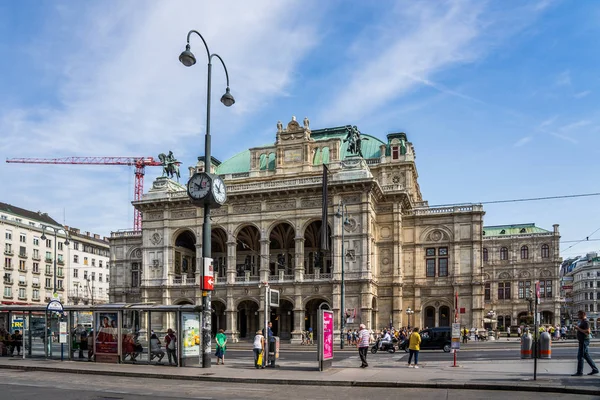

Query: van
<box><xmin>400</xmin><ymin>327</ymin><xmax>452</xmax><ymax>353</ymax></box>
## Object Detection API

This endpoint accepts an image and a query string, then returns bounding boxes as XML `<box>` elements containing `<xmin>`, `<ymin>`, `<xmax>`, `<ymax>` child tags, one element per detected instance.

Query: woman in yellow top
<box><xmin>407</xmin><ymin>327</ymin><xmax>421</xmax><ymax>368</ymax></box>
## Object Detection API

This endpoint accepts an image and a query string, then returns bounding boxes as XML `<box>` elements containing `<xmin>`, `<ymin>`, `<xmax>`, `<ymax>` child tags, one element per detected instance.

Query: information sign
<box><xmin>202</xmin><ymin>257</ymin><xmax>214</xmax><ymax>291</ymax></box>
<box><xmin>59</xmin><ymin>321</ymin><xmax>68</xmax><ymax>344</ymax></box>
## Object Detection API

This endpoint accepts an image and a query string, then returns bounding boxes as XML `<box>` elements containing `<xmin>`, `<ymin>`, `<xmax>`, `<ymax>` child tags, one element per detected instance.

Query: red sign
<box><xmin>322</xmin><ymin>310</ymin><xmax>334</xmax><ymax>360</ymax></box>
<box><xmin>459</xmin><ymin>308</ymin><xmax>466</xmax><ymax>314</ymax></box>
<box><xmin>202</xmin><ymin>258</ymin><xmax>214</xmax><ymax>291</ymax></box>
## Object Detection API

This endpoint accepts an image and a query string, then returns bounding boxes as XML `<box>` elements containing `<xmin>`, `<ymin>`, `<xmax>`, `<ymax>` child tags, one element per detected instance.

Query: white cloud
<box><xmin>574</xmin><ymin>90</ymin><xmax>591</xmax><ymax>99</ymax></box>
<box><xmin>514</xmin><ymin>136</ymin><xmax>533</xmax><ymax>147</ymax></box>
<box><xmin>555</xmin><ymin>70</ymin><xmax>571</xmax><ymax>86</ymax></box>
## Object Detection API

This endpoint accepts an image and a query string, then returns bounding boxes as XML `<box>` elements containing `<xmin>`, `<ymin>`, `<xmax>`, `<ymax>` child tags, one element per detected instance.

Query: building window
<box><xmin>19</xmin><ymin>234</ymin><xmax>26</xmax><ymax>243</ymax></box>
<box><xmin>132</xmin><ymin>263</ymin><xmax>140</xmax><ymax>287</ymax></box>
<box><xmin>439</xmin><ymin>257</ymin><xmax>448</xmax><ymax>277</ymax></box>
<box><xmin>32</xmin><ymin>263</ymin><xmax>39</xmax><ymax>273</ymax></box>
<box><xmin>84</xmin><ymin>257</ymin><xmax>88</xmax><ymax>266</ymax></box>
<box><xmin>45</xmin><ymin>251</ymin><xmax>51</xmax><ymax>261</ymax></box>
<box><xmin>32</xmin><ymin>289</ymin><xmax>39</xmax><ymax>300</ymax></box>
<box><xmin>99</xmin><ymin>273</ymin><xmax>103</xmax><ymax>282</ymax></box>
<box><xmin>45</xmin><ymin>265</ymin><xmax>51</xmax><ymax>275</ymax></box>
<box><xmin>4</xmin><ymin>287</ymin><xmax>11</xmax><ymax>297</ymax></box>
<box><xmin>5</xmin><ymin>231</ymin><xmax>12</xmax><ymax>240</ymax></box>
<box><xmin>33</xmin><ymin>237</ymin><xmax>39</xmax><ymax>246</ymax></box>
<box><xmin>425</xmin><ymin>247</ymin><xmax>448</xmax><ymax>277</ymax></box>
<box><xmin>45</xmin><ymin>278</ymin><xmax>51</xmax><ymax>288</ymax></box>
<box><xmin>518</xmin><ymin>280</ymin><xmax>531</xmax><ymax>299</ymax></box>
<box><xmin>73</xmin><ymin>242</ymin><xmax>79</xmax><ymax>250</ymax></box>
<box><xmin>18</xmin><ymin>288</ymin><xmax>26</xmax><ymax>299</ymax></box>
<box><xmin>83</xmin><ymin>271</ymin><xmax>88</xmax><ymax>280</ymax></box>
<box><xmin>483</xmin><ymin>248</ymin><xmax>488</xmax><ymax>262</ymax></box>
<box><xmin>541</xmin><ymin>244</ymin><xmax>549</xmax><ymax>258</ymax></box>
<box><xmin>585</xmin><ymin>292</ymin><xmax>588</xmax><ymax>300</ymax></box>
<box><xmin>58</xmin><ymin>242</ymin><xmax>63</xmax><ymax>251</ymax></box>
<box><xmin>74</xmin><ymin>255</ymin><xmax>79</xmax><ymax>263</ymax></box>
<box><xmin>57</xmin><ymin>280</ymin><xmax>63</xmax><ymax>289</ymax></box>
<box><xmin>73</xmin><ymin>269</ymin><xmax>78</xmax><ymax>278</ymax></box>
<box><xmin>91</xmin><ymin>272</ymin><xmax>95</xmax><ymax>281</ymax></box>
<box><xmin>46</xmin><ymin>239</ymin><xmax>52</xmax><ymax>248</ymax></box>
<box><xmin>19</xmin><ymin>260</ymin><xmax>26</xmax><ymax>271</ymax></box>
<box><xmin>92</xmin><ymin>258</ymin><xmax>95</xmax><ymax>267</ymax></box>
<box><xmin>546</xmin><ymin>280</ymin><xmax>552</xmax><ymax>297</ymax></box>
<box><xmin>520</xmin><ymin>246</ymin><xmax>529</xmax><ymax>259</ymax></box>
<box><xmin>485</xmin><ymin>282</ymin><xmax>491</xmax><ymax>301</ymax></box>
<box><xmin>500</xmin><ymin>247</ymin><xmax>508</xmax><ymax>260</ymax></box>
<box><xmin>99</xmin><ymin>260</ymin><xmax>103</xmax><ymax>268</ymax></box>
<box><xmin>5</xmin><ymin>243</ymin><xmax>12</xmax><ymax>253</ymax></box>
<box><xmin>498</xmin><ymin>282</ymin><xmax>511</xmax><ymax>300</ymax></box>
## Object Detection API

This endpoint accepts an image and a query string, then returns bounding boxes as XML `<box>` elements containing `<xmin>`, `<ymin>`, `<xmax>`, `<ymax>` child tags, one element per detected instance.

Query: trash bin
<box><xmin>268</xmin><ymin>336</ymin><xmax>279</xmax><ymax>367</ymax></box>
<box><xmin>520</xmin><ymin>332</ymin><xmax>532</xmax><ymax>359</ymax></box>
<box><xmin>539</xmin><ymin>331</ymin><xmax>551</xmax><ymax>359</ymax></box>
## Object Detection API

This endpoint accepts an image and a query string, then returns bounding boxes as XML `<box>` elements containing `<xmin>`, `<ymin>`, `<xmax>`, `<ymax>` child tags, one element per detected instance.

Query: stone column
<box><xmin>294</xmin><ymin>237</ymin><xmax>304</xmax><ymax>282</ymax></box>
<box><xmin>291</xmin><ymin>290</ymin><xmax>304</xmax><ymax>344</ymax></box>
<box><xmin>225</xmin><ymin>287</ymin><xmax>238</xmax><ymax>342</ymax></box>
<box><xmin>226</xmin><ymin>240</ymin><xmax>236</xmax><ymax>284</ymax></box>
<box><xmin>260</xmin><ymin>238</ymin><xmax>270</xmax><ymax>283</ymax></box>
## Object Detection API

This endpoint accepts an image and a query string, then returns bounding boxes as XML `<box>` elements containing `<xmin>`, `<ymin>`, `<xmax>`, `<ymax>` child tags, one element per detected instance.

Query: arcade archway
<box><xmin>237</xmin><ymin>299</ymin><xmax>259</xmax><ymax>339</ymax></box>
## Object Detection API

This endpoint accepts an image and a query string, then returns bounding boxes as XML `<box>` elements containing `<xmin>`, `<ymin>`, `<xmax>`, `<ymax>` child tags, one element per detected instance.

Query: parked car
<box><xmin>400</xmin><ymin>327</ymin><xmax>452</xmax><ymax>353</ymax></box>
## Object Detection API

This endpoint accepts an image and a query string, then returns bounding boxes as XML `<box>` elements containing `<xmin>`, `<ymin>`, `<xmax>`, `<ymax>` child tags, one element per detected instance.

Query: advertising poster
<box><xmin>451</xmin><ymin>322</ymin><xmax>461</xmax><ymax>350</ymax></box>
<box><xmin>181</xmin><ymin>312</ymin><xmax>200</xmax><ymax>358</ymax></box>
<box><xmin>95</xmin><ymin>312</ymin><xmax>118</xmax><ymax>355</ymax></box>
<box><xmin>322</xmin><ymin>310</ymin><xmax>334</xmax><ymax>360</ymax></box>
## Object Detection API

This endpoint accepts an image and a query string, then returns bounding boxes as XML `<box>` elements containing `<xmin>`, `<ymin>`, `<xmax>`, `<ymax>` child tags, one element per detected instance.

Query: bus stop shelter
<box><xmin>0</xmin><ymin>303</ymin><xmax>202</xmax><ymax>367</ymax></box>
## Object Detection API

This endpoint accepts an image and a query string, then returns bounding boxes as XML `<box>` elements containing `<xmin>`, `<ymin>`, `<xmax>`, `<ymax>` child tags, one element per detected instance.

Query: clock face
<box><xmin>212</xmin><ymin>177</ymin><xmax>227</xmax><ymax>204</ymax></box>
<box><xmin>187</xmin><ymin>173</ymin><xmax>211</xmax><ymax>201</ymax></box>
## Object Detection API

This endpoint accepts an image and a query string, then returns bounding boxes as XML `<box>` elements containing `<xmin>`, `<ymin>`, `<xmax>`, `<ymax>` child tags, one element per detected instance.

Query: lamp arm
<box><xmin>210</xmin><ymin>53</ymin><xmax>231</xmax><ymax>87</ymax></box>
<box><xmin>186</xmin><ymin>30</ymin><xmax>211</xmax><ymax>63</ymax></box>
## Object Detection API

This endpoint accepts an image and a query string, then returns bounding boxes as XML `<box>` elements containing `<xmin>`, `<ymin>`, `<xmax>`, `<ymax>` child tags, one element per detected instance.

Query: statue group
<box><xmin>344</xmin><ymin>125</ymin><xmax>368</xmax><ymax>158</ymax></box>
<box><xmin>158</xmin><ymin>151</ymin><xmax>180</xmax><ymax>180</ymax></box>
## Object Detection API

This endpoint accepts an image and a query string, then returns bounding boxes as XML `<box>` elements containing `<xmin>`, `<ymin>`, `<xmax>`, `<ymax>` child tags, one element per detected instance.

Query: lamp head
<box><xmin>41</xmin><ymin>233</ymin><xmax>46</xmax><ymax>241</ymax></box>
<box><xmin>64</xmin><ymin>238</ymin><xmax>70</xmax><ymax>246</ymax></box>
<box><xmin>335</xmin><ymin>211</ymin><xmax>343</xmax><ymax>218</ymax></box>
<box><xmin>220</xmin><ymin>87</ymin><xmax>235</xmax><ymax>107</ymax></box>
<box><xmin>179</xmin><ymin>44</ymin><xmax>196</xmax><ymax>67</ymax></box>
<box><xmin>343</xmin><ymin>218</ymin><xmax>351</xmax><ymax>226</ymax></box>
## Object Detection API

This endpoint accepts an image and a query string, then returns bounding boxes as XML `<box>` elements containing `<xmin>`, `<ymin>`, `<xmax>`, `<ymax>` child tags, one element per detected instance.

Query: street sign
<box><xmin>47</xmin><ymin>299</ymin><xmax>64</xmax><ymax>313</ymax></box>
<box><xmin>451</xmin><ymin>322</ymin><xmax>461</xmax><ymax>350</ymax></box>
<box><xmin>59</xmin><ymin>322</ymin><xmax>68</xmax><ymax>344</ymax></box>
<box><xmin>269</xmin><ymin>289</ymin><xmax>280</xmax><ymax>308</ymax></box>
<box><xmin>202</xmin><ymin>257</ymin><xmax>214</xmax><ymax>291</ymax></box>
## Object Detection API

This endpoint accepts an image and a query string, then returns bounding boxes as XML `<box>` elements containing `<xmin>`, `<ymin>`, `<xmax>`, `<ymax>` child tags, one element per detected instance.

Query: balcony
<box><xmin>57</xmin><ymin>287</ymin><xmax>64</xmax><ymax>292</ymax></box>
<box><xmin>57</xmin><ymin>272</ymin><xmax>64</xmax><ymax>278</ymax></box>
<box><xmin>18</xmin><ymin>281</ymin><xmax>27</xmax><ymax>287</ymax></box>
<box><xmin>18</xmin><ymin>267</ymin><xmax>27</xmax><ymax>273</ymax></box>
<box><xmin>171</xmin><ymin>275</ymin><xmax>197</xmax><ymax>286</ymax></box>
<box><xmin>303</xmin><ymin>273</ymin><xmax>333</xmax><ymax>281</ymax></box>
<box><xmin>3</xmin><ymin>279</ymin><xmax>13</xmax><ymax>285</ymax></box>
<box><xmin>269</xmin><ymin>273</ymin><xmax>294</xmax><ymax>283</ymax></box>
<box><xmin>32</xmin><ymin>254</ymin><xmax>41</xmax><ymax>261</ymax></box>
<box><xmin>32</xmin><ymin>282</ymin><xmax>40</xmax><ymax>288</ymax></box>
<box><xmin>4</xmin><ymin>250</ymin><xmax>14</xmax><ymax>256</ymax></box>
<box><xmin>18</xmin><ymin>252</ymin><xmax>27</xmax><ymax>259</ymax></box>
<box><xmin>4</xmin><ymin>264</ymin><xmax>13</xmax><ymax>271</ymax></box>
<box><xmin>45</xmin><ymin>271</ymin><xmax>52</xmax><ymax>276</ymax></box>
<box><xmin>57</xmin><ymin>259</ymin><xmax>65</xmax><ymax>266</ymax></box>
<box><xmin>32</xmin><ymin>270</ymin><xmax>40</xmax><ymax>275</ymax></box>
<box><xmin>32</xmin><ymin>297</ymin><xmax>41</xmax><ymax>302</ymax></box>
<box><xmin>3</xmin><ymin>294</ymin><xmax>13</xmax><ymax>299</ymax></box>
<box><xmin>45</xmin><ymin>257</ymin><xmax>53</xmax><ymax>263</ymax></box>
<box><xmin>18</xmin><ymin>295</ymin><xmax>27</xmax><ymax>300</ymax></box>
<box><xmin>44</xmin><ymin>285</ymin><xmax>52</xmax><ymax>290</ymax></box>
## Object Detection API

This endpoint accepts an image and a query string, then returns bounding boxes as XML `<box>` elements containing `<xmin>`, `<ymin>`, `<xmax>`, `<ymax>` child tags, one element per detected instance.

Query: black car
<box><xmin>400</xmin><ymin>327</ymin><xmax>452</xmax><ymax>353</ymax></box>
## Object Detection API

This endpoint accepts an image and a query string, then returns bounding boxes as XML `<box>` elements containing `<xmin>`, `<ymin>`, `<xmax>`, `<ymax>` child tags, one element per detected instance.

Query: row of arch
<box><xmin>483</xmin><ymin>244</ymin><xmax>551</xmax><ymax>261</ymax></box>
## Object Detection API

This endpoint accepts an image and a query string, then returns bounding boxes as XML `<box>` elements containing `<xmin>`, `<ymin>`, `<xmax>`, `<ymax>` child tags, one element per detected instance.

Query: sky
<box><xmin>0</xmin><ymin>0</ymin><xmax>599</xmax><ymax>259</ymax></box>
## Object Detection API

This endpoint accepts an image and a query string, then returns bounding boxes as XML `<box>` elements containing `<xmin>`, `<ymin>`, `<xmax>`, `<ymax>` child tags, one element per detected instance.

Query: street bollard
<box><xmin>520</xmin><ymin>332</ymin><xmax>532</xmax><ymax>359</ymax></box>
<box><xmin>539</xmin><ymin>331</ymin><xmax>551</xmax><ymax>359</ymax></box>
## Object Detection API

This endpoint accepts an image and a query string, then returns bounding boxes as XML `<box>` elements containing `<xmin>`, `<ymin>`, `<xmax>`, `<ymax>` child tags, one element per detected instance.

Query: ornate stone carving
<box><xmin>380</xmin><ymin>226</ymin><xmax>391</xmax><ymax>239</ymax></box>
<box><xmin>499</xmin><ymin>271</ymin><xmax>511</xmax><ymax>279</ymax></box>
<box><xmin>212</xmin><ymin>207</ymin><xmax>228</xmax><ymax>216</ymax></box>
<box><xmin>344</xmin><ymin>218</ymin><xmax>358</xmax><ymax>232</ymax></box>
<box><xmin>301</xmin><ymin>198</ymin><xmax>332</xmax><ymax>208</ymax></box>
<box><xmin>392</xmin><ymin>175</ymin><xmax>400</xmax><ymax>184</ymax></box>
<box><xmin>150</xmin><ymin>232</ymin><xmax>162</xmax><ymax>245</ymax></box>
<box><xmin>171</xmin><ymin>209</ymin><xmax>196</xmax><ymax>219</ymax></box>
<box><xmin>233</xmin><ymin>204</ymin><xmax>261</xmax><ymax>213</ymax></box>
<box><xmin>147</xmin><ymin>212</ymin><xmax>162</xmax><ymax>220</ymax></box>
<box><xmin>267</xmin><ymin>200</ymin><xmax>296</xmax><ymax>211</ymax></box>
<box><xmin>426</xmin><ymin>229</ymin><xmax>447</xmax><ymax>242</ymax></box>
<box><xmin>342</xmin><ymin>195</ymin><xmax>361</xmax><ymax>204</ymax></box>
<box><xmin>345</xmin><ymin>249</ymin><xmax>356</xmax><ymax>261</ymax></box>
<box><xmin>133</xmin><ymin>248</ymin><xmax>142</xmax><ymax>259</ymax></box>
<box><xmin>519</xmin><ymin>271</ymin><xmax>530</xmax><ymax>278</ymax></box>
<box><xmin>540</xmin><ymin>270</ymin><xmax>552</xmax><ymax>277</ymax></box>
<box><xmin>287</xmin><ymin>116</ymin><xmax>301</xmax><ymax>132</ymax></box>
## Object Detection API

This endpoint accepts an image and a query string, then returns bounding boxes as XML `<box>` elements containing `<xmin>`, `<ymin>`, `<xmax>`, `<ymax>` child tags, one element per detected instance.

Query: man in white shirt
<box><xmin>380</xmin><ymin>329</ymin><xmax>392</xmax><ymax>349</ymax></box>
<box><xmin>357</xmin><ymin>324</ymin><xmax>370</xmax><ymax>368</ymax></box>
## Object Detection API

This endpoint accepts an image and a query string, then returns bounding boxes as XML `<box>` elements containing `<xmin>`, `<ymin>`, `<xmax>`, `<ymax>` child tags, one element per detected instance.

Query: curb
<box><xmin>0</xmin><ymin>363</ymin><xmax>597</xmax><ymax>396</ymax></box>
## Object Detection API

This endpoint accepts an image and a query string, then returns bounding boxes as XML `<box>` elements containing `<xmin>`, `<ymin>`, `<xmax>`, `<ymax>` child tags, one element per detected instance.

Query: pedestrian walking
<box><xmin>407</xmin><ymin>327</ymin><xmax>421</xmax><ymax>368</ymax></box>
<box><xmin>506</xmin><ymin>326</ymin><xmax>510</xmax><ymax>340</ymax></box>
<box><xmin>10</xmin><ymin>330</ymin><xmax>22</xmax><ymax>356</ymax></box>
<box><xmin>572</xmin><ymin>310</ymin><xmax>599</xmax><ymax>376</ymax></box>
<box><xmin>253</xmin><ymin>329</ymin><xmax>265</xmax><ymax>369</ymax></box>
<box><xmin>357</xmin><ymin>323</ymin><xmax>370</xmax><ymax>368</ymax></box>
<box><xmin>215</xmin><ymin>329</ymin><xmax>227</xmax><ymax>365</ymax></box>
<box><xmin>165</xmin><ymin>328</ymin><xmax>178</xmax><ymax>366</ymax></box>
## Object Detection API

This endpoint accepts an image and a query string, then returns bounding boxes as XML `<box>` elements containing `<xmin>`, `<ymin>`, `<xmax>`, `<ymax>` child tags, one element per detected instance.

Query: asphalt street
<box><xmin>0</xmin><ymin>370</ymin><xmax>595</xmax><ymax>400</ymax></box>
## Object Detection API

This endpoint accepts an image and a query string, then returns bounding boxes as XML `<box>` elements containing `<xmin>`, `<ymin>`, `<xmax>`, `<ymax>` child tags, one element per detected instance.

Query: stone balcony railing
<box><xmin>18</xmin><ymin>252</ymin><xmax>27</xmax><ymax>259</ymax></box>
<box><xmin>4</xmin><ymin>250</ymin><xmax>14</xmax><ymax>256</ymax></box>
<box><xmin>410</xmin><ymin>204</ymin><xmax>484</xmax><ymax>216</ymax></box>
<box><xmin>32</xmin><ymin>255</ymin><xmax>41</xmax><ymax>261</ymax></box>
<box><xmin>171</xmin><ymin>275</ymin><xmax>197</xmax><ymax>286</ymax></box>
<box><xmin>110</xmin><ymin>230</ymin><xmax>142</xmax><ymax>238</ymax></box>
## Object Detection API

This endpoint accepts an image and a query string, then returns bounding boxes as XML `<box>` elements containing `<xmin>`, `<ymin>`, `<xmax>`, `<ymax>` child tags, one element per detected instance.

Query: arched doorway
<box><xmin>303</xmin><ymin>221</ymin><xmax>332</xmax><ymax>275</ymax></box>
<box><xmin>269</xmin><ymin>222</ymin><xmax>296</xmax><ymax>277</ymax></box>
<box><xmin>424</xmin><ymin>306</ymin><xmax>435</xmax><ymax>329</ymax></box>
<box><xmin>541</xmin><ymin>311</ymin><xmax>553</xmax><ymax>325</ymax></box>
<box><xmin>439</xmin><ymin>306</ymin><xmax>450</xmax><ymax>327</ymax></box>
<box><xmin>212</xmin><ymin>300</ymin><xmax>226</xmax><ymax>336</ymax></box>
<box><xmin>305</xmin><ymin>298</ymin><xmax>330</xmax><ymax>340</ymax></box>
<box><xmin>237</xmin><ymin>300</ymin><xmax>259</xmax><ymax>339</ymax></box>
<box><xmin>211</xmin><ymin>228</ymin><xmax>228</xmax><ymax>279</ymax></box>
<box><xmin>236</xmin><ymin>226</ymin><xmax>261</xmax><ymax>279</ymax></box>
<box><xmin>270</xmin><ymin>299</ymin><xmax>294</xmax><ymax>340</ymax></box>
<box><xmin>518</xmin><ymin>311</ymin><xmax>531</xmax><ymax>326</ymax></box>
<box><xmin>174</xmin><ymin>230</ymin><xmax>196</xmax><ymax>281</ymax></box>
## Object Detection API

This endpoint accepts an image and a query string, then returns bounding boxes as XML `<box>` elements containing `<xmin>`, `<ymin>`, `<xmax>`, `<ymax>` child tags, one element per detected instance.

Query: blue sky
<box><xmin>0</xmin><ymin>0</ymin><xmax>599</xmax><ymax>258</ymax></box>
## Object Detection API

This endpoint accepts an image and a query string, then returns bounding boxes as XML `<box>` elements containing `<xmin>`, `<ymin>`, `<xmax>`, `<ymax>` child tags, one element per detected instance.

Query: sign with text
<box><xmin>451</xmin><ymin>322</ymin><xmax>461</xmax><ymax>350</ymax></box>
<box><xmin>318</xmin><ymin>309</ymin><xmax>334</xmax><ymax>371</ymax></box>
<box><xmin>59</xmin><ymin>321</ymin><xmax>68</xmax><ymax>344</ymax></box>
<box><xmin>202</xmin><ymin>257</ymin><xmax>214</xmax><ymax>291</ymax></box>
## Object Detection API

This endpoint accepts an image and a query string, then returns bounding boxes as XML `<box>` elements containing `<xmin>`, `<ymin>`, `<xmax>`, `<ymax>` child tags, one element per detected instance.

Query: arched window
<box><xmin>267</xmin><ymin>152</ymin><xmax>276</xmax><ymax>170</ymax></box>
<box><xmin>520</xmin><ymin>245</ymin><xmax>529</xmax><ymax>259</ymax></box>
<box><xmin>322</xmin><ymin>147</ymin><xmax>330</xmax><ymax>164</ymax></box>
<box><xmin>259</xmin><ymin>153</ymin><xmax>267</xmax><ymax>170</ymax></box>
<box><xmin>500</xmin><ymin>247</ymin><xmax>508</xmax><ymax>260</ymax></box>
<box><xmin>541</xmin><ymin>244</ymin><xmax>550</xmax><ymax>258</ymax></box>
<box><xmin>483</xmin><ymin>248</ymin><xmax>489</xmax><ymax>262</ymax></box>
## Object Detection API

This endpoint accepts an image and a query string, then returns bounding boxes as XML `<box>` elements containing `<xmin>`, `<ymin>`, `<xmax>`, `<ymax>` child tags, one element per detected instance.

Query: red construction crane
<box><xmin>6</xmin><ymin>156</ymin><xmax>165</xmax><ymax>232</ymax></box>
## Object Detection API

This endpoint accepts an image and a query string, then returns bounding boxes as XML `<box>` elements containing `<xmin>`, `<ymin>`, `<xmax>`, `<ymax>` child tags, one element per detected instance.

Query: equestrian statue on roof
<box><xmin>158</xmin><ymin>150</ymin><xmax>181</xmax><ymax>181</ymax></box>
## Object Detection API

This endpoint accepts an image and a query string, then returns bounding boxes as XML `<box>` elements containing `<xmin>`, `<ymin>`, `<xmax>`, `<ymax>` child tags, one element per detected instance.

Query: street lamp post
<box><xmin>406</xmin><ymin>308</ymin><xmax>414</xmax><ymax>329</ymax></box>
<box><xmin>335</xmin><ymin>202</ymin><xmax>350</xmax><ymax>349</ymax></box>
<box><xmin>179</xmin><ymin>30</ymin><xmax>235</xmax><ymax>369</ymax></box>
<box><xmin>40</xmin><ymin>225</ymin><xmax>69</xmax><ymax>296</ymax></box>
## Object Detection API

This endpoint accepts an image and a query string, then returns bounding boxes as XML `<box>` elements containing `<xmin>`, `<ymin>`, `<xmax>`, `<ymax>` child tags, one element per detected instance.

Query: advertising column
<box><xmin>181</xmin><ymin>312</ymin><xmax>201</xmax><ymax>366</ymax></box>
<box><xmin>318</xmin><ymin>309</ymin><xmax>334</xmax><ymax>371</ymax></box>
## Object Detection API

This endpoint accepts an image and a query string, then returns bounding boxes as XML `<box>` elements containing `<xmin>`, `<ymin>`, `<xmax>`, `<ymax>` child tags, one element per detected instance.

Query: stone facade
<box><xmin>109</xmin><ymin>118</ymin><xmax>558</xmax><ymax>342</ymax></box>
<box><xmin>482</xmin><ymin>224</ymin><xmax>562</xmax><ymax>328</ymax></box>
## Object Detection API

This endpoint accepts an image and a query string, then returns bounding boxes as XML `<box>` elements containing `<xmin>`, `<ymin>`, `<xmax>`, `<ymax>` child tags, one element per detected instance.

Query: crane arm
<box><xmin>6</xmin><ymin>156</ymin><xmax>163</xmax><ymax>166</ymax></box>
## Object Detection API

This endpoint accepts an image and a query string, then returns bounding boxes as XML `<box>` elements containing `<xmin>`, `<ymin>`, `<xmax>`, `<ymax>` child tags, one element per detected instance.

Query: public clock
<box><xmin>187</xmin><ymin>172</ymin><xmax>211</xmax><ymax>202</ymax></box>
<box><xmin>211</xmin><ymin>175</ymin><xmax>227</xmax><ymax>205</ymax></box>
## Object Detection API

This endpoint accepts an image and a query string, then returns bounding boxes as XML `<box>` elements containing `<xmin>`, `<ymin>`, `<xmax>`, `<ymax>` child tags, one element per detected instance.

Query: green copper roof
<box><xmin>216</xmin><ymin>125</ymin><xmax>386</xmax><ymax>175</ymax></box>
<box><xmin>483</xmin><ymin>223</ymin><xmax>551</xmax><ymax>237</ymax></box>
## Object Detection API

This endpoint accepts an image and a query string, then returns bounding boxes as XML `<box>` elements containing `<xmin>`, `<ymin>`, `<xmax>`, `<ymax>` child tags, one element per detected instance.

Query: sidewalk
<box><xmin>0</xmin><ymin>355</ymin><xmax>598</xmax><ymax>396</ymax></box>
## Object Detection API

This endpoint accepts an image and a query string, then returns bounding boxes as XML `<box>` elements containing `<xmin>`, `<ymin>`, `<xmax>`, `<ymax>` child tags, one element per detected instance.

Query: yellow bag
<box><xmin>257</xmin><ymin>351</ymin><xmax>263</xmax><ymax>366</ymax></box>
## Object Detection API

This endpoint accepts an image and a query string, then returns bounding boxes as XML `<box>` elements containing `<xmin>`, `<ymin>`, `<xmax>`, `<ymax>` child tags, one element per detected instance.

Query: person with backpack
<box><xmin>165</xmin><ymin>328</ymin><xmax>177</xmax><ymax>366</ymax></box>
